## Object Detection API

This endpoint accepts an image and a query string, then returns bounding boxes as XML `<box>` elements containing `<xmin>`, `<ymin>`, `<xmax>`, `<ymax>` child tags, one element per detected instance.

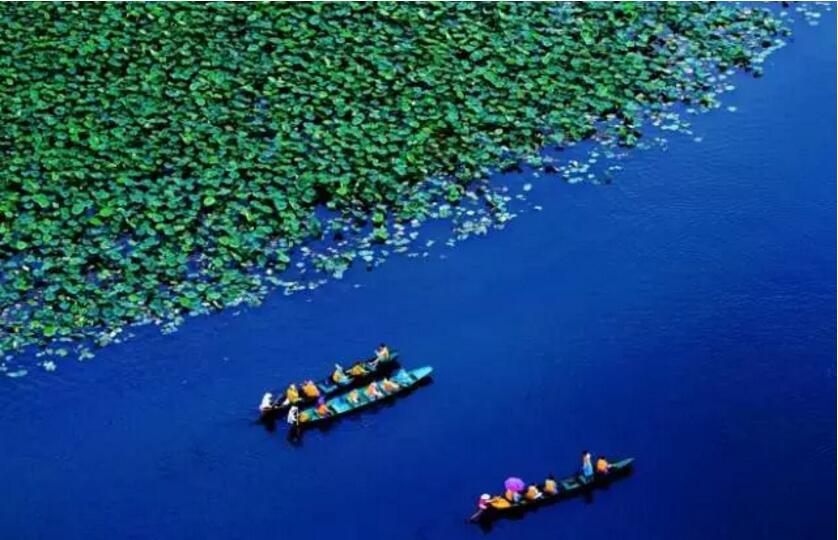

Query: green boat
<box><xmin>470</xmin><ymin>457</ymin><xmax>635</xmax><ymax>524</ymax></box>
<box><xmin>297</xmin><ymin>366</ymin><xmax>433</xmax><ymax>425</ymax></box>
<box><xmin>259</xmin><ymin>351</ymin><xmax>399</xmax><ymax>419</ymax></box>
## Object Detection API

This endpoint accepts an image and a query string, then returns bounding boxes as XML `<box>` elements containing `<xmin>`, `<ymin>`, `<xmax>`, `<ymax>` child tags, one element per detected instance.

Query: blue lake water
<box><xmin>1</xmin><ymin>10</ymin><xmax>835</xmax><ymax>540</ymax></box>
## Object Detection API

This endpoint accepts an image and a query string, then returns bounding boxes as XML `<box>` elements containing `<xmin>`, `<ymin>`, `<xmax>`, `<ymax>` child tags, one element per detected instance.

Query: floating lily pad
<box><xmin>0</xmin><ymin>2</ymin><xmax>799</xmax><ymax>365</ymax></box>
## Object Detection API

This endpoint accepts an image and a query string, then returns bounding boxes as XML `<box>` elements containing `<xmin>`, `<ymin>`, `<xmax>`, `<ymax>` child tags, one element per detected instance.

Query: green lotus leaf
<box><xmin>0</xmin><ymin>2</ymin><xmax>792</xmax><ymax>361</ymax></box>
<box><xmin>32</xmin><ymin>194</ymin><xmax>50</xmax><ymax>208</ymax></box>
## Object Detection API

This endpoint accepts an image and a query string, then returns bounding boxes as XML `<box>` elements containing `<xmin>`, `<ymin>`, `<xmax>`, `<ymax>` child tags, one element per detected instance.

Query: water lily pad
<box><xmin>0</xmin><ymin>2</ymin><xmax>798</xmax><ymax>365</ymax></box>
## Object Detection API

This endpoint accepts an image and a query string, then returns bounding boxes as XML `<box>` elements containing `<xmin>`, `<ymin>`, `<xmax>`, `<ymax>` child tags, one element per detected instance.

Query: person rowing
<box><xmin>470</xmin><ymin>492</ymin><xmax>512</xmax><ymax>521</ymax></box>
<box><xmin>287</xmin><ymin>405</ymin><xmax>299</xmax><ymax>425</ymax></box>
<box><xmin>596</xmin><ymin>456</ymin><xmax>612</xmax><ymax>475</ymax></box>
<box><xmin>581</xmin><ymin>450</ymin><xmax>594</xmax><ymax>481</ymax></box>
<box><xmin>469</xmin><ymin>494</ymin><xmax>492</xmax><ymax>521</ymax></box>
<box><xmin>259</xmin><ymin>392</ymin><xmax>275</xmax><ymax>414</ymax></box>
<box><xmin>332</xmin><ymin>364</ymin><xmax>349</xmax><ymax>384</ymax></box>
<box><xmin>286</xmin><ymin>405</ymin><xmax>301</xmax><ymax>440</ymax></box>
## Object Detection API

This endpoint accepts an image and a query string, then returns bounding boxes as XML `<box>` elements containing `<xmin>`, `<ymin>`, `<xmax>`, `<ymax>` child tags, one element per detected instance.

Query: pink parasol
<box><xmin>504</xmin><ymin>477</ymin><xmax>525</xmax><ymax>492</ymax></box>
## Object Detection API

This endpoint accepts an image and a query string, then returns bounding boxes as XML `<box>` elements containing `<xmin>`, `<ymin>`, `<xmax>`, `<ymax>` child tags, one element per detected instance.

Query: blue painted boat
<box><xmin>298</xmin><ymin>366</ymin><xmax>433</xmax><ymax>424</ymax></box>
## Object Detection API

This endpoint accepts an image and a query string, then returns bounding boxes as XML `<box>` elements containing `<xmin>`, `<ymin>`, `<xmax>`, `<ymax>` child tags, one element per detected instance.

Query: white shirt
<box><xmin>286</xmin><ymin>406</ymin><xmax>299</xmax><ymax>425</ymax></box>
<box><xmin>259</xmin><ymin>393</ymin><xmax>273</xmax><ymax>412</ymax></box>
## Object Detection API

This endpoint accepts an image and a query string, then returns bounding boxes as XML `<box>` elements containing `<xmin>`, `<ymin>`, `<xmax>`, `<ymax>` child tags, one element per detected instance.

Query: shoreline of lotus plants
<box><xmin>0</xmin><ymin>2</ymin><xmax>825</xmax><ymax>375</ymax></box>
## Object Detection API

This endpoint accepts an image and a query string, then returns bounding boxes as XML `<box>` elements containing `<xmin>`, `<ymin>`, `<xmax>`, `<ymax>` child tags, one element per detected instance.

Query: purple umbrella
<box><xmin>504</xmin><ymin>477</ymin><xmax>525</xmax><ymax>493</ymax></box>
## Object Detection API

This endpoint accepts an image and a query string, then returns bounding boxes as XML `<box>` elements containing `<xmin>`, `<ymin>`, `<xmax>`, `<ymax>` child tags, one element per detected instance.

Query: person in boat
<box><xmin>259</xmin><ymin>392</ymin><xmax>275</xmax><ymax>414</ymax></box>
<box><xmin>372</xmin><ymin>343</ymin><xmax>390</xmax><ymax>366</ymax></box>
<box><xmin>347</xmin><ymin>362</ymin><xmax>367</xmax><ymax>377</ymax></box>
<box><xmin>504</xmin><ymin>488</ymin><xmax>521</xmax><ymax>503</ymax></box>
<box><xmin>286</xmin><ymin>405</ymin><xmax>301</xmax><ymax>440</ymax></box>
<box><xmin>346</xmin><ymin>389</ymin><xmax>361</xmax><ymax>405</ymax></box>
<box><xmin>301</xmin><ymin>380</ymin><xmax>320</xmax><ymax>399</ymax></box>
<box><xmin>365</xmin><ymin>381</ymin><xmax>384</xmax><ymax>399</ymax></box>
<box><xmin>470</xmin><ymin>494</ymin><xmax>492</xmax><ymax>521</ymax></box>
<box><xmin>596</xmin><ymin>456</ymin><xmax>612</xmax><ymax>475</ymax></box>
<box><xmin>380</xmin><ymin>377</ymin><xmax>400</xmax><ymax>392</ymax></box>
<box><xmin>525</xmin><ymin>484</ymin><xmax>543</xmax><ymax>501</ymax></box>
<box><xmin>332</xmin><ymin>364</ymin><xmax>349</xmax><ymax>384</ymax></box>
<box><xmin>488</xmin><ymin>495</ymin><xmax>511</xmax><ymax>509</ymax></box>
<box><xmin>471</xmin><ymin>493</ymin><xmax>508</xmax><ymax>519</ymax></box>
<box><xmin>315</xmin><ymin>398</ymin><xmax>331</xmax><ymax>417</ymax></box>
<box><xmin>544</xmin><ymin>474</ymin><xmax>558</xmax><ymax>495</ymax></box>
<box><xmin>285</xmin><ymin>384</ymin><xmax>300</xmax><ymax>405</ymax></box>
<box><xmin>287</xmin><ymin>405</ymin><xmax>299</xmax><ymax>425</ymax></box>
<box><xmin>581</xmin><ymin>450</ymin><xmax>594</xmax><ymax>480</ymax></box>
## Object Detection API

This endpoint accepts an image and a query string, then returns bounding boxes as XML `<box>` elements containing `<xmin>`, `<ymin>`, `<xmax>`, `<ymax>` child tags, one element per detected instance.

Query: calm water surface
<box><xmin>1</xmin><ymin>11</ymin><xmax>835</xmax><ymax>540</ymax></box>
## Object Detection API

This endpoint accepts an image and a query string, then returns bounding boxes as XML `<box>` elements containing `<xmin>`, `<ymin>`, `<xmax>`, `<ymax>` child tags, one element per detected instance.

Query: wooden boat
<box><xmin>260</xmin><ymin>351</ymin><xmax>399</xmax><ymax>418</ymax></box>
<box><xmin>470</xmin><ymin>457</ymin><xmax>635</xmax><ymax>523</ymax></box>
<box><xmin>297</xmin><ymin>366</ymin><xmax>433</xmax><ymax>425</ymax></box>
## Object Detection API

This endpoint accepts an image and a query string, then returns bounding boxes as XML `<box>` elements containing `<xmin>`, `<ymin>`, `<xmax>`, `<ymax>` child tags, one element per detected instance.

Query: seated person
<box><xmin>525</xmin><ymin>484</ymin><xmax>543</xmax><ymax>501</ymax></box>
<box><xmin>381</xmin><ymin>378</ymin><xmax>400</xmax><ymax>392</ymax></box>
<box><xmin>346</xmin><ymin>389</ymin><xmax>361</xmax><ymax>405</ymax></box>
<box><xmin>375</xmin><ymin>343</ymin><xmax>390</xmax><ymax>362</ymax></box>
<box><xmin>315</xmin><ymin>400</ymin><xmax>330</xmax><ymax>417</ymax></box>
<box><xmin>347</xmin><ymin>363</ymin><xmax>367</xmax><ymax>377</ymax></box>
<box><xmin>332</xmin><ymin>364</ymin><xmax>348</xmax><ymax>384</ymax></box>
<box><xmin>365</xmin><ymin>382</ymin><xmax>384</xmax><ymax>399</ymax></box>
<box><xmin>301</xmin><ymin>380</ymin><xmax>320</xmax><ymax>398</ymax></box>
<box><xmin>596</xmin><ymin>456</ymin><xmax>611</xmax><ymax>475</ymax></box>
<box><xmin>488</xmin><ymin>496</ymin><xmax>511</xmax><ymax>509</ymax></box>
<box><xmin>504</xmin><ymin>489</ymin><xmax>521</xmax><ymax>503</ymax></box>
<box><xmin>544</xmin><ymin>475</ymin><xmax>558</xmax><ymax>495</ymax></box>
<box><xmin>286</xmin><ymin>384</ymin><xmax>300</xmax><ymax>404</ymax></box>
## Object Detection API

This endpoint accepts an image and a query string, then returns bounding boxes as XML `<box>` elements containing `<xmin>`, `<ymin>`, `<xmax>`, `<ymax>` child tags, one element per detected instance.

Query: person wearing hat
<box><xmin>469</xmin><ymin>494</ymin><xmax>493</xmax><ymax>522</ymax></box>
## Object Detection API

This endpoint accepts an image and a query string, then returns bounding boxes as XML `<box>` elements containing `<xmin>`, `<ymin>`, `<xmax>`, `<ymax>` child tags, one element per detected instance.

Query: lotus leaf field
<box><xmin>0</xmin><ymin>2</ymin><xmax>791</xmax><ymax>365</ymax></box>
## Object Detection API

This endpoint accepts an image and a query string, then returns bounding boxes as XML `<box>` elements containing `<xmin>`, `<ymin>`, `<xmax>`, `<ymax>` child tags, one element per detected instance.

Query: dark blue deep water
<box><xmin>1</xmin><ymin>11</ymin><xmax>835</xmax><ymax>540</ymax></box>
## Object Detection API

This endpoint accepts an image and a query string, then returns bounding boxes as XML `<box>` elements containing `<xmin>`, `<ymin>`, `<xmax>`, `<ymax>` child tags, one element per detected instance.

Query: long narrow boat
<box><xmin>297</xmin><ymin>366</ymin><xmax>433</xmax><ymax>425</ymax></box>
<box><xmin>470</xmin><ymin>457</ymin><xmax>634</xmax><ymax>524</ymax></box>
<box><xmin>260</xmin><ymin>352</ymin><xmax>400</xmax><ymax>419</ymax></box>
